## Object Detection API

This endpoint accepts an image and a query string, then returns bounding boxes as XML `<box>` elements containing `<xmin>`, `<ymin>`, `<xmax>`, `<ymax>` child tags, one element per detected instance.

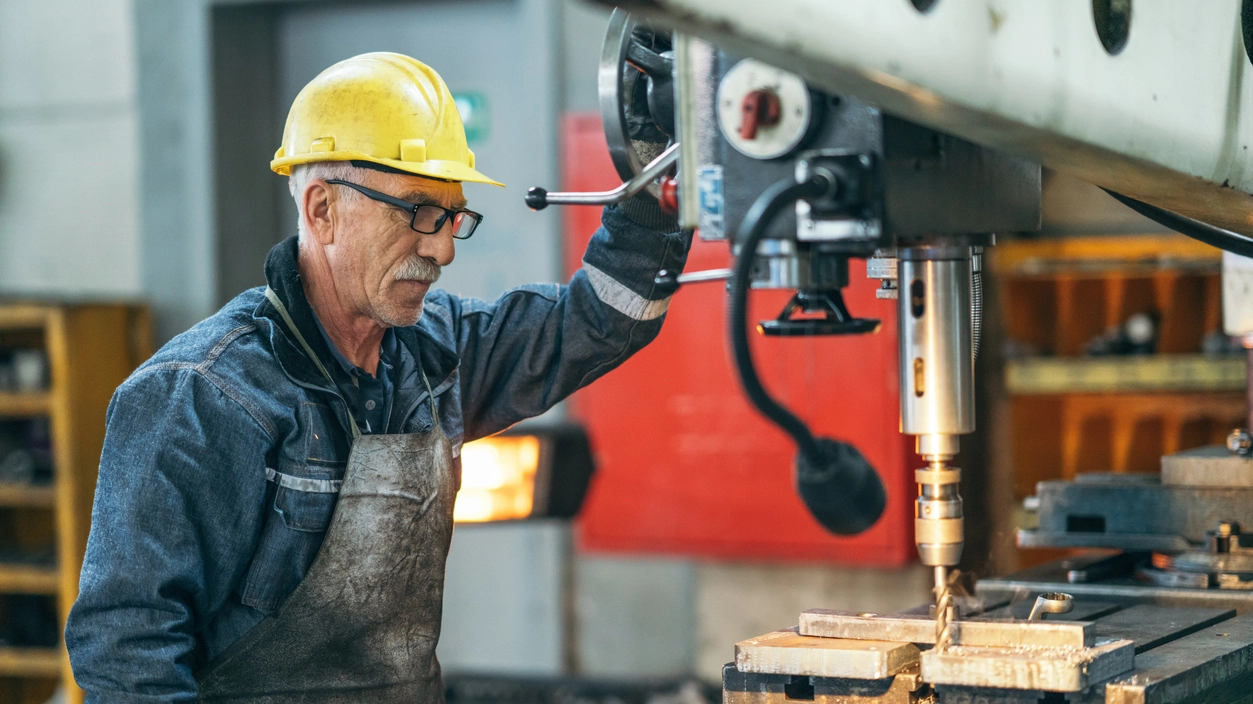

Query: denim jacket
<box><xmin>65</xmin><ymin>205</ymin><xmax>689</xmax><ymax>702</ymax></box>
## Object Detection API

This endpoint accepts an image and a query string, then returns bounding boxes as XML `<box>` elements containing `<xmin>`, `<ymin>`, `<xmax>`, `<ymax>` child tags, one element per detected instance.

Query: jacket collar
<box><xmin>254</xmin><ymin>237</ymin><xmax>460</xmax><ymax>398</ymax></box>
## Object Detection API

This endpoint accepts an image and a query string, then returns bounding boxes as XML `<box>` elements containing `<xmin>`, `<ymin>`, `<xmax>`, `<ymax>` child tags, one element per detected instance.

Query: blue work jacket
<box><xmin>65</xmin><ymin>204</ymin><xmax>688</xmax><ymax>702</ymax></box>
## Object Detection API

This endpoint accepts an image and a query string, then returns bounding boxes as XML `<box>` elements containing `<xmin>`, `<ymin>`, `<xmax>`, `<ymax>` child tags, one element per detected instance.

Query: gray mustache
<box><xmin>395</xmin><ymin>254</ymin><xmax>441</xmax><ymax>283</ymax></box>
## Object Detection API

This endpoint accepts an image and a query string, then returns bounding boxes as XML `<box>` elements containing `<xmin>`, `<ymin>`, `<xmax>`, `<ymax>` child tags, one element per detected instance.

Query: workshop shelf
<box><xmin>0</xmin><ymin>393</ymin><xmax>51</xmax><ymax>418</ymax></box>
<box><xmin>0</xmin><ymin>485</ymin><xmax>55</xmax><ymax>510</ymax></box>
<box><xmin>989</xmin><ymin>234</ymin><xmax>1236</xmax><ymax>572</ymax></box>
<box><xmin>1005</xmin><ymin>354</ymin><xmax>1246</xmax><ymax>394</ymax></box>
<box><xmin>0</xmin><ymin>563</ymin><xmax>57</xmax><ymax>595</ymax></box>
<box><xmin>0</xmin><ymin>646</ymin><xmax>61</xmax><ymax>678</ymax></box>
<box><xmin>0</xmin><ymin>303</ymin><xmax>150</xmax><ymax>704</ymax></box>
<box><xmin>991</xmin><ymin>233</ymin><xmax>1223</xmax><ymax>278</ymax></box>
<box><xmin>995</xmin><ymin>242</ymin><xmax>1222</xmax><ymax>358</ymax></box>
<box><xmin>1008</xmin><ymin>392</ymin><xmax>1243</xmax><ymax>496</ymax></box>
<box><xmin>0</xmin><ymin>307</ymin><xmax>55</xmax><ymax>334</ymax></box>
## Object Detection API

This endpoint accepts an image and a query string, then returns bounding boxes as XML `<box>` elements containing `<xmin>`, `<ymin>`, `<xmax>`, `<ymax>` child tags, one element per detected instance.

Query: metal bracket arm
<box><xmin>654</xmin><ymin>267</ymin><xmax>733</xmax><ymax>286</ymax></box>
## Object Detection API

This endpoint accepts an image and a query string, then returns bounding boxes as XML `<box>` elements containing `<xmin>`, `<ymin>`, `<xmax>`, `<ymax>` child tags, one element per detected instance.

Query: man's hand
<box><xmin>618</xmin><ymin>192</ymin><xmax>679</xmax><ymax>233</ymax></box>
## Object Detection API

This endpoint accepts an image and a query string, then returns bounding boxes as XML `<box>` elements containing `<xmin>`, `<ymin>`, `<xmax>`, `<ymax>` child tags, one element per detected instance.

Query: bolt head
<box><xmin>1228</xmin><ymin>429</ymin><xmax>1252</xmax><ymax>455</ymax></box>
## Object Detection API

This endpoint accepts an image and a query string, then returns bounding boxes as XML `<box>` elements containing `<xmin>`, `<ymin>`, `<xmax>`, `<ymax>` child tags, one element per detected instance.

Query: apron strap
<box><xmin>265</xmin><ymin>286</ymin><xmax>441</xmax><ymax>436</ymax></box>
<box><xmin>417</xmin><ymin>355</ymin><xmax>439</xmax><ymax>428</ymax></box>
<box><xmin>265</xmin><ymin>287</ymin><xmax>362</xmax><ymax>440</ymax></box>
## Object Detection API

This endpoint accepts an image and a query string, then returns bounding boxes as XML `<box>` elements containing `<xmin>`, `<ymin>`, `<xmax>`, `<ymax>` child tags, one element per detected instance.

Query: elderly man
<box><xmin>65</xmin><ymin>53</ymin><xmax>686</xmax><ymax>702</ymax></box>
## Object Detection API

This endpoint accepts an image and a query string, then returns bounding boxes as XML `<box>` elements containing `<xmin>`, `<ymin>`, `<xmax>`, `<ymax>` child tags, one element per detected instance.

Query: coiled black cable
<box><xmin>728</xmin><ymin>173</ymin><xmax>886</xmax><ymax>536</ymax></box>
<box><xmin>729</xmin><ymin>175</ymin><xmax>832</xmax><ymax>461</ymax></box>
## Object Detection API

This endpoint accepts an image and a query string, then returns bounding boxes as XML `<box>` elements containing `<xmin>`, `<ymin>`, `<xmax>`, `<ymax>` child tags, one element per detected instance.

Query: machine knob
<box><xmin>658</xmin><ymin>177</ymin><xmax>680</xmax><ymax>214</ymax></box>
<box><xmin>739</xmin><ymin>89</ymin><xmax>782</xmax><ymax>140</ymax></box>
<box><xmin>716</xmin><ymin>58</ymin><xmax>815</xmax><ymax>160</ymax></box>
<box><xmin>525</xmin><ymin>187</ymin><xmax>549</xmax><ymax>211</ymax></box>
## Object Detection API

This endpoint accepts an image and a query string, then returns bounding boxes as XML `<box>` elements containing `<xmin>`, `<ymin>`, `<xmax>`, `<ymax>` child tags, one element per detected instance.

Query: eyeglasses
<box><xmin>326</xmin><ymin>179</ymin><xmax>484</xmax><ymax>240</ymax></box>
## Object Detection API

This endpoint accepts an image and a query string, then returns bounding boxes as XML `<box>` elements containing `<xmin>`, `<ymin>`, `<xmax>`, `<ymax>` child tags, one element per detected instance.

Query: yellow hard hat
<box><xmin>271</xmin><ymin>52</ymin><xmax>504</xmax><ymax>187</ymax></box>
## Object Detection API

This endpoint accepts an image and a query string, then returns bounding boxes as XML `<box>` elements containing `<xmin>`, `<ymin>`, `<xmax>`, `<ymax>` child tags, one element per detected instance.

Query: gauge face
<box><xmin>717</xmin><ymin>59</ymin><xmax>813</xmax><ymax>160</ymax></box>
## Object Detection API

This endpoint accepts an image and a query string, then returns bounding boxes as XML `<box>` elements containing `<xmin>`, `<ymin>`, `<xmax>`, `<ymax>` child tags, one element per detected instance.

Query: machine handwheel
<box><xmin>598</xmin><ymin>9</ymin><xmax>675</xmax><ymax>201</ymax></box>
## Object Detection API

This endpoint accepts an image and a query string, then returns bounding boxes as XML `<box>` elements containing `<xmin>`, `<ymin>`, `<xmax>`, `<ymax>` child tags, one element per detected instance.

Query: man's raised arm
<box><xmin>449</xmin><ymin>201</ymin><xmax>689</xmax><ymax>441</ymax></box>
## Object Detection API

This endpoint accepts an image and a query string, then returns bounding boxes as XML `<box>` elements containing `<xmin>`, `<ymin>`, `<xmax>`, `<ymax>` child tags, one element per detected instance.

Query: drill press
<box><xmin>529</xmin><ymin>6</ymin><xmax>1253</xmax><ymax>701</ymax></box>
<box><xmin>531</xmin><ymin>11</ymin><xmax>1016</xmax><ymax>618</ymax></box>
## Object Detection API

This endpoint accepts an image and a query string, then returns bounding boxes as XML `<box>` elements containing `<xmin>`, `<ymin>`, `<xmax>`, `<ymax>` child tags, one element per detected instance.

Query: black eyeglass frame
<box><xmin>325</xmin><ymin>178</ymin><xmax>483</xmax><ymax>240</ymax></box>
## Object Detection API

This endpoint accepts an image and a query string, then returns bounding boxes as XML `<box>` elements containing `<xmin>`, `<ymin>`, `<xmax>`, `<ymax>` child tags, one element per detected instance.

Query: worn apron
<box><xmin>197</xmin><ymin>288</ymin><xmax>455</xmax><ymax>703</ymax></box>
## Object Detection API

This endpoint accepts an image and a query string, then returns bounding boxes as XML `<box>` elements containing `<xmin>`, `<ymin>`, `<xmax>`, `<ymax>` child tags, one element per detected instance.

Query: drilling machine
<box><xmin>529</xmin><ymin>3</ymin><xmax>1253</xmax><ymax>701</ymax></box>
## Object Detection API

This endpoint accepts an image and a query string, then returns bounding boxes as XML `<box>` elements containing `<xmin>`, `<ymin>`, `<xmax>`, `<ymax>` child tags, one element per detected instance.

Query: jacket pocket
<box><xmin>302</xmin><ymin>401</ymin><xmax>350</xmax><ymax>467</ymax></box>
<box><xmin>274</xmin><ymin>481</ymin><xmax>337</xmax><ymax>532</ymax></box>
<box><xmin>239</xmin><ymin>473</ymin><xmax>339</xmax><ymax>614</ymax></box>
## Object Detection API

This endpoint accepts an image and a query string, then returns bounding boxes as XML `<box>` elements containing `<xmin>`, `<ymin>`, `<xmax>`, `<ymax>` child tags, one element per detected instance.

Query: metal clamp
<box><xmin>1028</xmin><ymin>592</ymin><xmax>1074</xmax><ymax>621</ymax></box>
<box><xmin>526</xmin><ymin>142</ymin><xmax>680</xmax><ymax>211</ymax></box>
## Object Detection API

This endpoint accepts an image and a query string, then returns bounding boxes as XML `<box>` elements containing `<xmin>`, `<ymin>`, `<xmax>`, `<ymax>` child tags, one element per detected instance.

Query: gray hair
<box><xmin>289</xmin><ymin>161</ymin><xmax>374</xmax><ymax>238</ymax></box>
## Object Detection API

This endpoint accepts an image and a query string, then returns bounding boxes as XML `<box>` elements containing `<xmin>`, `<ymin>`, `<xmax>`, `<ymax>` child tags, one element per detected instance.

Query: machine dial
<box><xmin>717</xmin><ymin>59</ymin><xmax>814</xmax><ymax>160</ymax></box>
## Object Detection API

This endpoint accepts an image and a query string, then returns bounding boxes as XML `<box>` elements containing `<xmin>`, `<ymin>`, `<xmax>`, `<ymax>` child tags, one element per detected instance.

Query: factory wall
<box><xmin>0</xmin><ymin>0</ymin><xmax>142</xmax><ymax>298</ymax></box>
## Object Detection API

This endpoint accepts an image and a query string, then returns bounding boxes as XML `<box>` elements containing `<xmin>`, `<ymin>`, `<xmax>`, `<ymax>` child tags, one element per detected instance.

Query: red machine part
<box><xmin>658</xmin><ymin>177</ymin><xmax>679</xmax><ymax>215</ymax></box>
<box><xmin>739</xmin><ymin>88</ymin><xmax>782</xmax><ymax>140</ymax></box>
<box><xmin>562</xmin><ymin>113</ymin><xmax>915</xmax><ymax>564</ymax></box>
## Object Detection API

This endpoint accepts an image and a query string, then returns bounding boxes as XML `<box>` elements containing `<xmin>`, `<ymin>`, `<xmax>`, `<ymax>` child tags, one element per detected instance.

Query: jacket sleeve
<box><xmin>65</xmin><ymin>368</ymin><xmax>273</xmax><ymax>703</ymax></box>
<box><xmin>455</xmin><ymin>203</ymin><xmax>690</xmax><ymax>441</ymax></box>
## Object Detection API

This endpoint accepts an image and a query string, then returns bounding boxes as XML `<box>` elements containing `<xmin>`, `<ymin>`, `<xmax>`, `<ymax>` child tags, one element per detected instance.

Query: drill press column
<box><xmin>897</xmin><ymin>246</ymin><xmax>975</xmax><ymax>617</ymax></box>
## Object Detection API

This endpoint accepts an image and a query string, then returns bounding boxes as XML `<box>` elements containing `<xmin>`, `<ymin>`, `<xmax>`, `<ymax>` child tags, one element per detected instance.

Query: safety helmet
<box><xmin>271</xmin><ymin>52</ymin><xmax>504</xmax><ymax>187</ymax></box>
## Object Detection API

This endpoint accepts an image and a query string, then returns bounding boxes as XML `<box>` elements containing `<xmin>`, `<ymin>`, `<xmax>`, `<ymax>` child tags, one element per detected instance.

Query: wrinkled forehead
<box><xmin>367</xmin><ymin>170</ymin><xmax>467</xmax><ymax>210</ymax></box>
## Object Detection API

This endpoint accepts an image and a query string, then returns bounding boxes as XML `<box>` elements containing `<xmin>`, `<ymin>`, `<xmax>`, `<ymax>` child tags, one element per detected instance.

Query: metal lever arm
<box><xmin>654</xmin><ymin>268</ymin><xmax>733</xmax><ymax>286</ymax></box>
<box><xmin>526</xmin><ymin>142</ymin><xmax>680</xmax><ymax>211</ymax></box>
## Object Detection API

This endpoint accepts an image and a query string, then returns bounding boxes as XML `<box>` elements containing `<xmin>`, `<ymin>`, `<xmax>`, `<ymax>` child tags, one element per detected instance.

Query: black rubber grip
<box><xmin>525</xmin><ymin>187</ymin><xmax>549</xmax><ymax>211</ymax></box>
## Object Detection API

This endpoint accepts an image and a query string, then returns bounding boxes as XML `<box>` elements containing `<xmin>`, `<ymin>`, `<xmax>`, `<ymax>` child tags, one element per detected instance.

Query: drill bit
<box><xmin>934</xmin><ymin>565</ymin><xmax>953</xmax><ymax>650</ymax></box>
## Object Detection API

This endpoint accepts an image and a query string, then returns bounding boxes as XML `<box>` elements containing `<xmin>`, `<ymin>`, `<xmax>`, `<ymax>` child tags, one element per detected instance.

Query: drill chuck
<box><xmin>915</xmin><ymin>465</ymin><xmax>964</xmax><ymax>566</ymax></box>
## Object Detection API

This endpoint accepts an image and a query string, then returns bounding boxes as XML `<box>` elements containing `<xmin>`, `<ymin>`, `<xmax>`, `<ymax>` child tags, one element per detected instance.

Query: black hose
<box><xmin>728</xmin><ymin>174</ymin><xmax>887</xmax><ymax>535</ymax></box>
<box><xmin>1102</xmin><ymin>188</ymin><xmax>1253</xmax><ymax>259</ymax></box>
<box><xmin>729</xmin><ymin>176</ymin><xmax>831</xmax><ymax>462</ymax></box>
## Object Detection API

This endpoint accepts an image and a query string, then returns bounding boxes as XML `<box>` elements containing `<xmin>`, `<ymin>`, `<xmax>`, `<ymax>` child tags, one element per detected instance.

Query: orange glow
<box><xmin>453</xmin><ymin>435</ymin><xmax>541</xmax><ymax>522</ymax></box>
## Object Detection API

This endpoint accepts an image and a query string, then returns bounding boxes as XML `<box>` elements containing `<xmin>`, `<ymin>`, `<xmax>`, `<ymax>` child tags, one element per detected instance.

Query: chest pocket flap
<box><xmin>302</xmin><ymin>401</ymin><xmax>350</xmax><ymax>467</ymax></box>
<box><xmin>241</xmin><ymin>403</ymin><xmax>348</xmax><ymax>614</ymax></box>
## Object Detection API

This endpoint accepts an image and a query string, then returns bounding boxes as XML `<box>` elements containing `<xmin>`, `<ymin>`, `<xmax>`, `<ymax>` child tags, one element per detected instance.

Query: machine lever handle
<box><xmin>526</xmin><ymin>142</ymin><xmax>680</xmax><ymax>211</ymax></box>
<box><xmin>654</xmin><ymin>268</ymin><xmax>733</xmax><ymax>286</ymax></box>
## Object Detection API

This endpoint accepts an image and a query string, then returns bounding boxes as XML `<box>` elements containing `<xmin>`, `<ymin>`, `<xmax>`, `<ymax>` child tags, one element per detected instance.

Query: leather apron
<box><xmin>197</xmin><ymin>288</ymin><xmax>455</xmax><ymax>703</ymax></box>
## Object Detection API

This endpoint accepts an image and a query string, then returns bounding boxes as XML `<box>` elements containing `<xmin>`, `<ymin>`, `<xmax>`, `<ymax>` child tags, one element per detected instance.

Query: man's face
<box><xmin>320</xmin><ymin>171</ymin><xmax>465</xmax><ymax>327</ymax></box>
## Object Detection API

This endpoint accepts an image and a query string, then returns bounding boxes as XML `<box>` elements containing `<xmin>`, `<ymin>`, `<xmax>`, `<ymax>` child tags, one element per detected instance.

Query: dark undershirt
<box><xmin>310</xmin><ymin>313</ymin><xmax>397</xmax><ymax>435</ymax></box>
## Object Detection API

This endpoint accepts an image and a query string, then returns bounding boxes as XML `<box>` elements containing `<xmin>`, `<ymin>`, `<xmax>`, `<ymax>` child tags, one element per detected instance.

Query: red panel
<box><xmin>562</xmin><ymin>113</ymin><xmax>916</xmax><ymax>565</ymax></box>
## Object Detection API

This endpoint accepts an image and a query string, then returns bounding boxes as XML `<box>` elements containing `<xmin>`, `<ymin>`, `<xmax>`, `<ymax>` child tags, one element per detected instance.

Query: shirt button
<box><xmin>365</xmin><ymin>400</ymin><xmax>376</xmax><ymax>411</ymax></box>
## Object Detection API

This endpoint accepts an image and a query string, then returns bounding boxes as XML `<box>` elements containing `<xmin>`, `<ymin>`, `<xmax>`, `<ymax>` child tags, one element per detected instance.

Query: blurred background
<box><xmin>0</xmin><ymin>1</ymin><xmax>1235</xmax><ymax>702</ymax></box>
